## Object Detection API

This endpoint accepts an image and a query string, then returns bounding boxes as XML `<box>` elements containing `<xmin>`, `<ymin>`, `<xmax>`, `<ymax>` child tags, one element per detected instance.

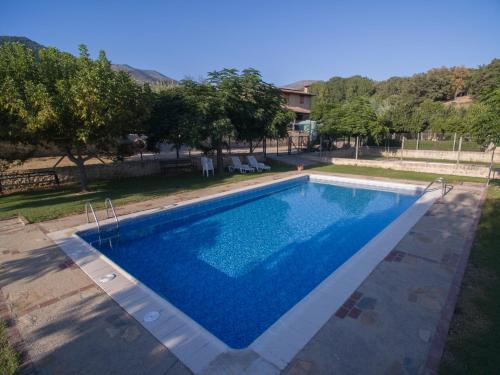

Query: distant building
<box><xmin>280</xmin><ymin>80</ymin><xmax>316</xmax><ymax>122</ymax></box>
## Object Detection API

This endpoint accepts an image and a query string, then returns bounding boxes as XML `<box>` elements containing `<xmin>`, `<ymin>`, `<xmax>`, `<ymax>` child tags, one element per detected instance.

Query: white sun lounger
<box><xmin>247</xmin><ymin>155</ymin><xmax>271</xmax><ymax>172</ymax></box>
<box><xmin>229</xmin><ymin>156</ymin><xmax>255</xmax><ymax>173</ymax></box>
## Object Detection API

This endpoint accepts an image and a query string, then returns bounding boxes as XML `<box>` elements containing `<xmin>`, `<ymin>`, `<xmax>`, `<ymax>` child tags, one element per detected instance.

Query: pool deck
<box><xmin>0</xmin><ymin>171</ymin><xmax>486</xmax><ymax>375</ymax></box>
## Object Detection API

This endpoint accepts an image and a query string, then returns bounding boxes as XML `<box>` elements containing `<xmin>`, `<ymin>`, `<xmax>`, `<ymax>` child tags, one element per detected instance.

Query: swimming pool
<box><xmin>50</xmin><ymin>174</ymin><xmax>439</xmax><ymax>372</ymax></box>
<box><xmin>78</xmin><ymin>175</ymin><xmax>418</xmax><ymax>348</ymax></box>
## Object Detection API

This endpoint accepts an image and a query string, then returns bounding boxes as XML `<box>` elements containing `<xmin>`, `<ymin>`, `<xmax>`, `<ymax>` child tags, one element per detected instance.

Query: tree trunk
<box><xmin>75</xmin><ymin>158</ymin><xmax>89</xmax><ymax>192</ymax></box>
<box><xmin>176</xmin><ymin>146</ymin><xmax>180</xmax><ymax>159</ymax></box>
<box><xmin>216</xmin><ymin>139</ymin><xmax>224</xmax><ymax>175</ymax></box>
<box><xmin>65</xmin><ymin>147</ymin><xmax>89</xmax><ymax>192</ymax></box>
<box><xmin>249</xmin><ymin>140</ymin><xmax>253</xmax><ymax>154</ymax></box>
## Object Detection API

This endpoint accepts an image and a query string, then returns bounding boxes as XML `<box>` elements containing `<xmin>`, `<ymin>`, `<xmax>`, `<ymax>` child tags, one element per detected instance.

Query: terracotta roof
<box><xmin>286</xmin><ymin>105</ymin><xmax>311</xmax><ymax>114</ymax></box>
<box><xmin>280</xmin><ymin>88</ymin><xmax>315</xmax><ymax>96</ymax></box>
<box><xmin>282</xmin><ymin>80</ymin><xmax>318</xmax><ymax>90</ymax></box>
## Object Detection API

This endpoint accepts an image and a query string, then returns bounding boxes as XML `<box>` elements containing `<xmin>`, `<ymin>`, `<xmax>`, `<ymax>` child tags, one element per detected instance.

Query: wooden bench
<box><xmin>159</xmin><ymin>158</ymin><xmax>194</xmax><ymax>175</ymax></box>
<box><xmin>0</xmin><ymin>169</ymin><xmax>60</xmax><ymax>193</ymax></box>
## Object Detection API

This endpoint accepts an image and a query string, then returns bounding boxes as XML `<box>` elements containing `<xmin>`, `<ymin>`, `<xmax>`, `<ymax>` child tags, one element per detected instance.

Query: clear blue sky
<box><xmin>2</xmin><ymin>0</ymin><xmax>499</xmax><ymax>85</ymax></box>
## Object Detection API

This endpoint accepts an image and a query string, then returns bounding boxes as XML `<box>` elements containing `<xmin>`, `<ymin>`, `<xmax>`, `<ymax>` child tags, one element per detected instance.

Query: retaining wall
<box><xmin>1</xmin><ymin>154</ymin><xmax>268</xmax><ymax>193</ymax></box>
<box><xmin>325</xmin><ymin>157</ymin><xmax>494</xmax><ymax>179</ymax></box>
<box><xmin>324</xmin><ymin>147</ymin><xmax>499</xmax><ymax>163</ymax></box>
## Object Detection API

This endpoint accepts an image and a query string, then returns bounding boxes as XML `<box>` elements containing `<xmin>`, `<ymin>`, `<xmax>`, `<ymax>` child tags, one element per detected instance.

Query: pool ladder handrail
<box><xmin>105</xmin><ymin>198</ymin><xmax>119</xmax><ymax>229</ymax></box>
<box><xmin>85</xmin><ymin>201</ymin><xmax>101</xmax><ymax>232</ymax></box>
<box><xmin>422</xmin><ymin>177</ymin><xmax>446</xmax><ymax>197</ymax></box>
<box><xmin>85</xmin><ymin>198</ymin><xmax>119</xmax><ymax>233</ymax></box>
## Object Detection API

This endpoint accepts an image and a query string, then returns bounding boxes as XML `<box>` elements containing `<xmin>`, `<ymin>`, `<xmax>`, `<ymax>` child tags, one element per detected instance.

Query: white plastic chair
<box><xmin>229</xmin><ymin>156</ymin><xmax>255</xmax><ymax>173</ymax></box>
<box><xmin>201</xmin><ymin>156</ymin><xmax>214</xmax><ymax>177</ymax></box>
<box><xmin>247</xmin><ymin>155</ymin><xmax>271</xmax><ymax>172</ymax></box>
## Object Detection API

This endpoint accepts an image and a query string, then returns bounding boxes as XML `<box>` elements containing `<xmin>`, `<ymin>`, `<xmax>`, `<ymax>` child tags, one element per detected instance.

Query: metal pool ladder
<box><xmin>422</xmin><ymin>177</ymin><xmax>446</xmax><ymax>197</ymax></box>
<box><xmin>84</xmin><ymin>198</ymin><xmax>119</xmax><ymax>233</ymax></box>
<box><xmin>105</xmin><ymin>198</ymin><xmax>119</xmax><ymax>229</ymax></box>
<box><xmin>85</xmin><ymin>201</ymin><xmax>101</xmax><ymax>232</ymax></box>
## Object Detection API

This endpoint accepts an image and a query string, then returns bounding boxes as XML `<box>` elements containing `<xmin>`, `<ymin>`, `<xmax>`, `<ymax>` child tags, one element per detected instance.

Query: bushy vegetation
<box><xmin>310</xmin><ymin>60</ymin><xmax>500</xmax><ymax>151</ymax></box>
<box><xmin>0</xmin><ymin>321</ymin><xmax>18</xmax><ymax>375</ymax></box>
<box><xmin>0</xmin><ymin>43</ymin><xmax>292</xmax><ymax>189</ymax></box>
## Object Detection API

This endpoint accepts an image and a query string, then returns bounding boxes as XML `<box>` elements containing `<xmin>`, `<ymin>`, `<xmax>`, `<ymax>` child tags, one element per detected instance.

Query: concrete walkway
<box><xmin>0</xmin><ymin>171</ymin><xmax>485</xmax><ymax>374</ymax></box>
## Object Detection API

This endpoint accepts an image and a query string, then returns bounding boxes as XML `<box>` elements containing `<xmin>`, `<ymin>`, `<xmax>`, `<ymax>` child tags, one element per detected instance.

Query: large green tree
<box><xmin>207</xmin><ymin>68</ymin><xmax>291</xmax><ymax>151</ymax></box>
<box><xmin>0</xmin><ymin>42</ymin><xmax>152</xmax><ymax>191</ymax></box>
<box><xmin>147</xmin><ymin>86</ymin><xmax>199</xmax><ymax>158</ymax></box>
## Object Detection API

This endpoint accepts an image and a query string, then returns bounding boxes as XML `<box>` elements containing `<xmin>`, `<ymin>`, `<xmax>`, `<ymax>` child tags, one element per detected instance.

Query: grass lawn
<box><xmin>0</xmin><ymin>161</ymin><xmax>294</xmax><ymax>223</ymax></box>
<box><xmin>309</xmin><ymin>164</ymin><xmax>487</xmax><ymax>184</ymax></box>
<box><xmin>0</xmin><ymin>322</ymin><xmax>18</xmax><ymax>375</ymax></box>
<box><xmin>356</xmin><ymin>155</ymin><xmax>498</xmax><ymax>168</ymax></box>
<box><xmin>403</xmin><ymin>139</ymin><xmax>483</xmax><ymax>152</ymax></box>
<box><xmin>1</xmin><ymin>160</ymin><xmax>490</xmax><ymax>223</ymax></box>
<box><xmin>440</xmin><ymin>185</ymin><xmax>500</xmax><ymax>374</ymax></box>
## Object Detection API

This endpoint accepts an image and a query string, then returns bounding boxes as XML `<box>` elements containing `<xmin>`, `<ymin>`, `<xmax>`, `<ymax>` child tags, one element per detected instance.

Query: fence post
<box><xmin>452</xmin><ymin>133</ymin><xmax>457</xmax><ymax>152</ymax></box>
<box><xmin>416</xmin><ymin>132</ymin><xmax>420</xmax><ymax>150</ymax></box>
<box><xmin>319</xmin><ymin>135</ymin><xmax>323</xmax><ymax>158</ymax></box>
<box><xmin>355</xmin><ymin>136</ymin><xmax>359</xmax><ymax>160</ymax></box>
<box><xmin>288</xmin><ymin>136</ymin><xmax>292</xmax><ymax>155</ymax></box>
<box><xmin>456</xmin><ymin>136</ymin><xmax>463</xmax><ymax>165</ymax></box>
<box><xmin>263</xmin><ymin>138</ymin><xmax>266</xmax><ymax>158</ymax></box>
<box><xmin>400</xmin><ymin>136</ymin><xmax>405</xmax><ymax>161</ymax></box>
<box><xmin>487</xmin><ymin>145</ymin><xmax>496</xmax><ymax>186</ymax></box>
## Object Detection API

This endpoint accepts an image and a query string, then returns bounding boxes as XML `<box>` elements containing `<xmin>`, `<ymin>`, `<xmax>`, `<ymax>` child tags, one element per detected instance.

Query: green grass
<box><xmin>404</xmin><ymin>139</ymin><xmax>483</xmax><ymax>152</ymax></box>
<box><xmin>309</xmin><ymin>164</ymin><xmax>487</xmax><ymax>184</ymax></box>
<box><xmin>0</xmin><ymin>322</ymin><xmax>18</xmax><ymax>375</ymax></box>
<box><xmin>0</xmin><ymin>160</ymin><xmax>490</xmax><ymax>223</ymax></box>
<box><xmin>358</xmin><ymin>155</ymin><xmax>498</xmax><ymax>167</ymax></box>
<box><xmin>0</xmin><ymin>161</ymin><xmax>294</xmax><ymax>223</ymax></box>
<box><xmin>440</xmin><ymin>186</ymin><xmax>500</xmax><ymax>375</ymax></box>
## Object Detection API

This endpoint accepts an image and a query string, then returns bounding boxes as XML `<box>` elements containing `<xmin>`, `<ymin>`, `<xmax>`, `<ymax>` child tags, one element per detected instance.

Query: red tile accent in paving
<box><xmin>343</xmin><ymin>298</ymin><xmax>356</xmax><ymax>309</ymax></box>
<box><xmin>39</xmin><ymin>297</ymin><xmax>59</xmax><ymax>308</ymax></box>
<box><xmin>348</xmin><ymin>307</ymin><xmax>362</xmax><ymax>319</ymax></box>
<box><xmin>351</xmin><ymin>291</ymin><xmax>362</xmax><ymax>300</ymax></box>
<box><xmin>16</xmin><ymin>284</ymin><xmax>97</xmax><ymax>317</ymax></box>
<box><xmin>58</xmin><ymin>289</ymin><xmax>80</xmax><ymax>300</ymax></box>
<box><xmin>335</xmin><ymin>306</ymin><xmax>349</xmax><ymax>319</ymax></box>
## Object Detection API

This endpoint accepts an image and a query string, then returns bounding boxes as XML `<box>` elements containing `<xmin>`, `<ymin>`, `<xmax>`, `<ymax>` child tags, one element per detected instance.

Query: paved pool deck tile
<box><xmin>0</xmin><ymin>171</ymin><xmax>486</xmax><ymax>374</ymax></box>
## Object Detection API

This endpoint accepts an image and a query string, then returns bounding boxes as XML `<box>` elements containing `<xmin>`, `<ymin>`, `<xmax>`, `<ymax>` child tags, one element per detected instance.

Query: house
<box><xmin>280</xmin><ymin>80</ymin><xmax>316</xmax><ymax>122</ymax></box>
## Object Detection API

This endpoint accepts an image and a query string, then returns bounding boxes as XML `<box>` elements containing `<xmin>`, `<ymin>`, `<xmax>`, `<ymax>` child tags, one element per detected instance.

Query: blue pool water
<box><xmin>78</xmin><ymin>177</ymin><xmax>419</xmax><ymax>348</ymax></box>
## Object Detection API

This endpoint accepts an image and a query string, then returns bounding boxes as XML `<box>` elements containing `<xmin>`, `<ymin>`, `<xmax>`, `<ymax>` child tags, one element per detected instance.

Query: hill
<box><xmin>111</xmin><ymin>64</ymin><xmax>177</xmax><ymax>85</ymax></box>
<box><xmin>0</xmin><ymin>36</ymin><xmax>45</xmax><ymax>55</ymax></box>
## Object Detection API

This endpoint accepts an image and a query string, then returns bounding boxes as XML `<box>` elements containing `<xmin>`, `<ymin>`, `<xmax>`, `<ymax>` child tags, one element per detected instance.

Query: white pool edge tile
<box><xmin>47</xmin><ymin>173</ymin><xmax>437</xmax><ymax>373</ymax></box>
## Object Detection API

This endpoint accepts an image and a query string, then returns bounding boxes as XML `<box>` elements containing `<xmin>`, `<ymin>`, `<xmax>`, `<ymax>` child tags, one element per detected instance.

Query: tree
<box><xmin>466</xmin><ymin>59</ymin><xmax>500</xmax><ymax>100</ymax></box>
<box><xmin>147</xmin><ymin>86</ymin><xmax>199</xmax><ymax>158</ymax></box>
<box><xmin>206</xmin><ymin>68</ymin><xmax>289</xmax><ymax>152</ymax></box>
<box><xmin>181</xmin><ymin>79</ymin><xmax>233</xmax><ymax>175</ymax></box>
<box><xmin>466</xmin><ymin>88</ymin><xmax>500</xmax><ymax>147</ymax></box>
<box><xmin>0</xmin><ymin>42</ymin><xmax>152</xmax><ymax>191</ymax></box>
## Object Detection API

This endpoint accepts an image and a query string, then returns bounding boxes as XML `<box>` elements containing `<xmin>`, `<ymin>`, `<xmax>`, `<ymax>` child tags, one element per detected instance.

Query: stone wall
<box><xmin>323</xmin><ymin>147</ymin><xmax>499</xmax><ymax>163</ymax></box>
<box><xmin>324</xmin><ymin>157</ymin><xmax>495</xmax><ymax>179</ymax></box>
<box><xmin>1</xmin><ymin>154</ymin><xmax>268</xmax><ymax>193</ymax></box>
<box><xmin>53</xmin><ymin>159</ymin><xmax>163</xmax><ymax>184</ymax></box>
